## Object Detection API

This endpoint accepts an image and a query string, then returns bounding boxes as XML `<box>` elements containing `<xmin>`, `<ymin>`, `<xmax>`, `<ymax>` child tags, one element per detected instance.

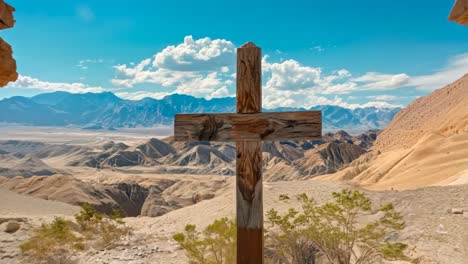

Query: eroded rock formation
<box><xmin>0</xmin><ymin>0</ymin><xmax>17</xmax><ymax>86</ymax></box>
<box><xmin>449</xmin><ymin>0</ymin><xmax>468</xmax><ymax>25</ymax></box>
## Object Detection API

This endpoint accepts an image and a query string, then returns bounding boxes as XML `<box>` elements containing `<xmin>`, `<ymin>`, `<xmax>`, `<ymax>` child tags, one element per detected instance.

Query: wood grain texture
<box><xmin>174</xmin><ymin>111</ymin><xmax>322</xmax><ymax>142</ymax></box>
<box><xmin>237</xmin><ymin>226</ymin><xmax>263</xmax><ymax>264</ymax></box>
<box><xmin>236</xmin><ymin>42</ymin><xmax>264</xmax><ymax>264</ymax></box>
<box><xmin>236</xmin><ymin>140</ymin><xmax>263</xmax><ymax>227</ymax></box>
<box><xmin>236</xmin><ymin>42</ymin><xmax>261</xmax><ymax>113</ymax></box>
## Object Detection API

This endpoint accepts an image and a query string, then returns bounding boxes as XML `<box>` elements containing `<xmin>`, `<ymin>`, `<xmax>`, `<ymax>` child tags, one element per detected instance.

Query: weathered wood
<box><xmin>237</xmin><ymin>223</ymin><xmax>263</xmax><ymax>264</ymax></box>
<box><xmin>236</xmin><ymin>42</ymin><xmax>263</xmax><ymax>264</ymax></box>
<box><xmin>236</xmin><ymin>42</ymin><xmax>261</xmax><ymax>114</ymax></box>
<box><xmin>174</xmin><ymin>111</ymin><xmax>322</xmax><ymax>142</ymax></box>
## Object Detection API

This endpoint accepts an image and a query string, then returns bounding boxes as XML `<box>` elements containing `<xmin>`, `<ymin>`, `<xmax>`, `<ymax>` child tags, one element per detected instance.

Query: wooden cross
<box><xmin>174</xmin><ymin>42</ymin><xmax>322</xmax><ymax>264</ymax></box>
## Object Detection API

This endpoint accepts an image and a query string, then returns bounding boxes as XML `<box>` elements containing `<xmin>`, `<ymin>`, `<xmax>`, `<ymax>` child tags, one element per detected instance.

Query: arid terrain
<box><xmin>1</xmin><ymin>75</ymin><xmax>468</xmax><ymax>264</ymax></box>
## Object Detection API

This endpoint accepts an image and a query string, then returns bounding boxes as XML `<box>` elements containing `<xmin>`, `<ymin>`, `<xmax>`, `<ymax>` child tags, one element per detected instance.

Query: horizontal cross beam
<box><xmin>174</xmin><ymin>111</ymin><xmax>322</xmax><ymax>142</ymax></box>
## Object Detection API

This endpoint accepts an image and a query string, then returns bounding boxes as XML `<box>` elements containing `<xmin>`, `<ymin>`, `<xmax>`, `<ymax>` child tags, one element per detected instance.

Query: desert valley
<box><xmin>1</xmin><ymin>75</ymin><xmax>467</xmax><ymax>264</ymax></box>
<box><xmin>1</xmin><ymin>1</ymin><xmax>468</xmax><ymax>263</ymax></box>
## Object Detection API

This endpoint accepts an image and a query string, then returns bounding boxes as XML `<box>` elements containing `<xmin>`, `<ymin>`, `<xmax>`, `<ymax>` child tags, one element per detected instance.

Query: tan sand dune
<box><xmin>322</xmin><ymin>74</ymin><xmax>468</xmax><ymax>190</ymax></box>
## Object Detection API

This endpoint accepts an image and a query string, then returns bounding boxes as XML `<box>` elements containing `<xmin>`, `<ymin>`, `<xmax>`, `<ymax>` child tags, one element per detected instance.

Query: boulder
<box><xmin>450</xmin><ymin>208</ymin><xmax>464</xmax><ymax>214</ymax></box>
<box><xmin>0</xmin><ymin>0</ymin><xmax>15</xmax><ymax>30</ymax></box>
<box><xmin>4</xmin><ymin>220</ymin><xmax>20</xmax><ymax>233</ymax></box>
<box><xmin>192</xmin><ymin>192</ymin><xmax>215</xmax><ymax>204</ymax></box>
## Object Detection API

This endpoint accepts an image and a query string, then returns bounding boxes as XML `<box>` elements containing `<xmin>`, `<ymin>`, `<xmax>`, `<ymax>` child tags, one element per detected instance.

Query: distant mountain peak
<box><xmin>0</xmin><ymin>91</ymin><xmax>401</xmax><ymax>131</ymax></box>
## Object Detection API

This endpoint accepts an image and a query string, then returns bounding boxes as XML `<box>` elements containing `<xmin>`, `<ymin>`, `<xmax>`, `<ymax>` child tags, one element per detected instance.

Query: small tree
<box><xmin>173</xmin><ymin>217</ymin><xmax>236</xmax><ymax>264</ymax></box>
<box><xmin>267</xmin><ymin>189</ymin><xmax>416</xmax><ymax>264</ymax></box>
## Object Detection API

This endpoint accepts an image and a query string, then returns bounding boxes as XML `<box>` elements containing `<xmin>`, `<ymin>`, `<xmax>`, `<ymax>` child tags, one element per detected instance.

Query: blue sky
<box><xmin>0</xmin><ymin>0</ymin><xmax>467</xmax><ymax>109</ymax></box>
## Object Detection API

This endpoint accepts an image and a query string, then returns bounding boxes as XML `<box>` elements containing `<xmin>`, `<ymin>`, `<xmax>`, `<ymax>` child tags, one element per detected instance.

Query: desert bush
<box><xmin>265</xmin><ymin>207</ymin><xmax>318</xmax><ymax>264</ymax></box>
<box><xmin>267</xmin><ymin>189</ymin><xmax>416</xmax><ymax>264</ymax></box>
<box><xmin>74</xmin><ymin>203</ymin><xmax>129</xmax><ymax>248</ymax></box>
<box><xmin>174</xmin><ymin>190</ymin><xmax>416</xmax><ymax>264</ymax></box>
<box><xmin>173</xmin><ymin>217</ymin><xmax>236</xmax><ymax>264</ymax></box>
<box><xmin>20</xmin><ymin>217</ymin><xmax>84</xmax><ymax>263</ymax></box>
<box><xmin>20</xmin><ymin>204</ymin><xmax>129</xmax><ymax>263</ymax></box>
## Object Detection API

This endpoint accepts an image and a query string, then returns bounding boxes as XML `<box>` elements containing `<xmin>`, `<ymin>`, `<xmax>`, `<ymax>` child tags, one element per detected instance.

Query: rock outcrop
<box><xmin>449</xmin><ymin>0</ymin><xmax>468</xmax><ymax>25</ymax></box>
<box><xmin>0</xmin><ymin>0</ymin><xmax>17</xmax><ymax>86</ymax></box>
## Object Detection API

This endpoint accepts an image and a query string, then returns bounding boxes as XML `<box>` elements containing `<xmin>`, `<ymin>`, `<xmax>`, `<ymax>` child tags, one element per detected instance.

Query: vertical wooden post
<box><xmin>236</xmin><ymin>42</ymin><xmax>263</xmax><ymax>264</ymax></box>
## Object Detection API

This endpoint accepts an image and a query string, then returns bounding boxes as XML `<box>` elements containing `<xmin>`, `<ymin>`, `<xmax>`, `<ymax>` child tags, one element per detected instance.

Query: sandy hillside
<box><xmin>323</xmin><ymin>74</ymin><xmax>468</xmax><ymax>190</ymax></box>
<box><xmin>0</xmin><ymin>187</ymin><xmax>80</xmax><ymax>217</ymax></box>
<box><xmin>0</xmin><ymin>187</ymin><xmax>80</xmax><ymax>262</ymax></box>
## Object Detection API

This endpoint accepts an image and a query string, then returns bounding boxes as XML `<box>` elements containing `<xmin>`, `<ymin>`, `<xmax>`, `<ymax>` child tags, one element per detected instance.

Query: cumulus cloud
<box><xmin>112</xmin><ymin>36</ymin><xmax>235</xmax><ymax>98</ymax></box>
<box><xmin>9</xmin><ymin>75</ymin><xmax>105</xmax><ymax>93</ymax></box>
<box><xmin>154</xmin><ymin>36</ymin><xmax>236</xmax><ymax>71</ymax></box>
<box><xmin>111</xmin><ymin>36</ymin><xmax>466</xmax><ymax>109</ymax></box>
<box><xmin>263</xmin><ymin>58</ymin><xmax>322</xmax><ymax>91</ymax></box>
<box><xmin>261</xmin><ymin>56</ymin><xmax>365</xmax><ymax>108</ymax></box>
<box><xmin>409</xmin><ymin>53</ymin><xmax>468</xmax><ymax>91</ymax></box>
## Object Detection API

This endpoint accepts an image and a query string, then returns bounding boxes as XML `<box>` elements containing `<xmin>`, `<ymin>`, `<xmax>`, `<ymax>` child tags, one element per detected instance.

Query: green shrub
<box><xmin>173</xmin><ymin>217</ymin><xmax>236</xmax><ymax>264</ymax></box>
<box><xmin>20</xmin><ymin>217</ymin><xmax>84</xmax><ymax>263</ymax></box>
<box><xmin>74</xmin><ymin>203</ymin><xmax>103</xmax><ymax>230</ymax></box>
<box><xmin>21</xmin><ymin>204</ymin><xmax>130</xmax><ymax>263</ymax></box>
<box><xmin>267</xmin><ymin>189</ymin><xmax>417</xmax><ymax>264</ymax></box>
<box><xmin>74</xmin><ymin>204</ymin><xmax>129</xmax><ymax>248</ymax></box>
<box><xmin>174</xmin><ymin>190</ymin><xmax>417</xmax><ymax>264</ymax></box>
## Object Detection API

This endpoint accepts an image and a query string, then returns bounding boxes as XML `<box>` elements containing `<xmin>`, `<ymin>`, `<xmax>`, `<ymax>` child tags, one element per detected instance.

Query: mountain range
<box><xmin>0</xmin><ymin>92</ymin><xmax>400</xmax><ymax>131</ymax></box>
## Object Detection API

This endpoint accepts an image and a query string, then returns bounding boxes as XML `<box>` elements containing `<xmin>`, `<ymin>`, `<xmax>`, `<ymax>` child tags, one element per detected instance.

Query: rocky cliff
<box><xmin>0</xmin><ymin>0</ymin><xmax>17</xmax><ymax>86</ymax></box>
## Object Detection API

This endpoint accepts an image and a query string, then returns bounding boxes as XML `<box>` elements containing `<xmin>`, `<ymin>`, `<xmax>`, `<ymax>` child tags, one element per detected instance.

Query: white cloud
<box><xmin>351</xmin><ymin>72</ymin><xmax>411</xmax><ymax>90</ymax></box>
<box><xmin>262</xmin><ymin>90</ymin><xmax>402</xmax><ymax>109</ymax></box>
<box><xmin>173</xmin><ymin>72</ymin><xmax>233</xmax><ymax>98</ymax></box>
<box><xmin>367</xmin><ymin>95</ymin><xmax>399</xmax><ymax>101</ymax></box>
<box><xmin>111</xmin><ymin>36</ymin><xmax>466</xmax><ymax>109</ymax></box>
<box><xmin>115</xmin><ymin>91</ymin><xmax>170</xmax><ymax>100</ymax></box>
<box><xmin>112</xmin><ymin>36</ymin><xmax>235</xmax><ymax>98</ymax></box>
<box><xmin>153</xmin><ymin>35</ymin><xmax>235</xmax><ymax>71</ymax></box>
<box><xmin>409</xmin><ymin>53</ymin><xmax>468</xmax><ymax>91</ymax></box>
<box><xmin>349</xmin><ymin>53</ymin><xmax>468</xmax><ymax>92</ymax></box>
<box><xmin>263</xmin><ymin>58</ymin><xmax>322</xmax><ymax>91</ymax></box>
<box><xmin>77</xmin><ymin>59</ymin><xmax>105</xmax><ymax>70</ymax></box>
<box><xmin>9</xmin><ymin>75</ymin><xmax>105</xmax><ymax>93</ymax></box>
<box><xmin>311</xmin><ymin>46</ymin><xmax>325</xmax><ymax>52</ymax></box>
<box><xmin>261</xmin><ymin>57</ymin><xmax>367</xmax><ymax>108</ymax></box>
<box><xmin>347</xmin><ymin>101</ymin><xmax>403</xmax><ymax>109</ymax></box>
